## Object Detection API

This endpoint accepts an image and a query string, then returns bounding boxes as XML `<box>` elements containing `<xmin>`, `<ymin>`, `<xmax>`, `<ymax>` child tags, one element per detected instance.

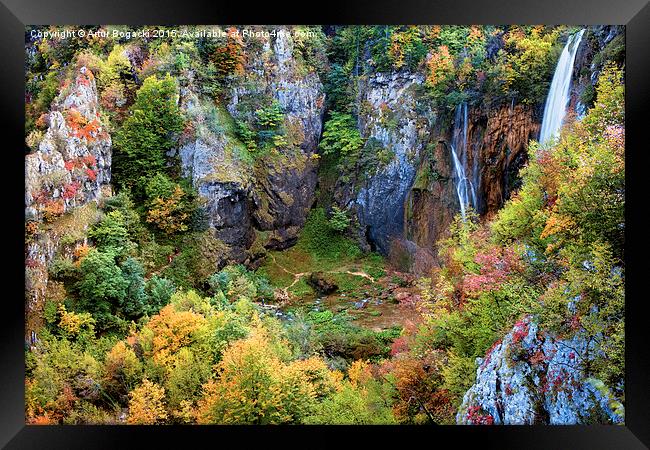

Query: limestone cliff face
<box><xmin>332</xmin><ymin>68</ymin><xmax>540</xmax><ymax>268</ymax></box>
<box><xmin>176</xmin><ymin>85</ymin><xmax>255</xmax><ymax>261</ymax></box>
<box><xmin>348</xmin><ymin>72</ymin><xmax>434</xmax><ymax>256</ymax></box>
<box><xmin>404</xmin><ymin>137</ymin><xmax>458</xmax><ymax>262</ymax></box>
<box><xmin>25</xmin><ymin>67</ymin><xmax>111</xmax><ymax>333</ymax></box>
<box><xmin>571</xmin><ymin>26</ymin><xmax>624</xmax><ymax>118</ymax></box>
<box><xmin>474</xmin><ymin>103</ymin><xmax>540</xmax><ymax>215</ymax></box>
<box><xmin>177</xmin><ymin>28</ymin><xmax>325</xmax><ymax>264</ymax></box>
<box><xmin>25</xmin><ymin>67</ymin><xmax>111</xmax><ymax>220</ymax></box>
<box><xmin>229</xmin><ymin>29</ymin><xmax>325</xmax><ymax>251</ymax></box>
<box><xmin>456</xmin><ymin>317</ymin><xmax>624</xmax><ymax>425</ymax></box>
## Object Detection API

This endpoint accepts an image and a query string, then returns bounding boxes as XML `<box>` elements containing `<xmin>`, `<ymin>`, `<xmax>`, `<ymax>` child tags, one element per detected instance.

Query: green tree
<box><xmin>319</xmin><ymin>111</ymin><xmax>364</xmax><ymax>158</ymax></box>
<box><xmin>305</xmin><ymin>382</ymin><xmax>396</xmax><ymax>424</ymax></box>
<box><xmin>102</xmin><ymin>191</ymin><xmax>143</xmax><ymax>239</ymax></box>
<box><xmin>145</xmin><ymin>276</ymin><xmax>176</xmax><ymax>314</ymax></box>
<box><xmin>75</xmin><ymin>249</ymin><xmax>128</xmax><ymax>326</ymax></box>
<box><xmin>120</xmin><ymin>257</ymin><xmax>148</xmax><ymax>319</ymax></box>
<box><xmin>324</xmin><ymin>64</ymin><xmax>353</xmax><ymax>111</ymax></box>
<box><xmin>88</xmin><ymin>210</ymin><xmax>130</xmax><ymax>253</ymax></box>
<box><xmin>328</xmin><ymin>205</ymin><xmax>351</xmax><ymax>232</ymax></box>
<box><xmin>113</xmin><ymin>74</ymin><xmax>184</xmax><ymax>197</ymax></box>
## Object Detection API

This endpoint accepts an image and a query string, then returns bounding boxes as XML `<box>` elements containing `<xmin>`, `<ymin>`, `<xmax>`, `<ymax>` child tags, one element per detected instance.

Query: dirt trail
<box><xmin>267</xmin><ymin>253</ymin><xmax>375</xmax><ymax>298</ymax></box>
<box><xmin>340</xmin><ymin>270</ymin><xmax>375</xmax><ymax>282</ymax></box>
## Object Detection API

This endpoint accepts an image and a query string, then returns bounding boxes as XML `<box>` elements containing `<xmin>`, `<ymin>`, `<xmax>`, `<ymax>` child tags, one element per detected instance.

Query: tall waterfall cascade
<box><xmin>450</xmin><ymin>102</ymin><xmax>479</xmax><ymax>221</ymax></box>
<box><xmin>539</xmin><ymin>29</ymin><xmax>586</xmax><ymax>145</ymax></box>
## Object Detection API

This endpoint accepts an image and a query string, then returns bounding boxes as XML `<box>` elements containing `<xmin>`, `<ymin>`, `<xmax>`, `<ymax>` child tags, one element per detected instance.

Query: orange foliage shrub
<box><xmin>64</xmin><ymin>109</ymin><xmax>104</xmax><ymax>143</ymax></box>
<box><xmin>195</xmin><ymin>325</ymin><xmax>321</xmax><ymax>424</ymax></box>
<box><xmin>211</xmin><ymin>27</ymin><xmax>245</xmax><ymax>79</ymax></box>
<box><xmin>348</xmin><ymin>360</ymin><xmax>373</xmax><ymax>387</ymax></box>
<box><xmin>29</xmin><ymin>414</ymin><xmax>56</xmax><ymax>425</ymax></box>
<box><xmin>384</xmin><ymin>351</ymin><xmax>454</xmax><ymax>424</ymax></box>
<box><xmin>42</xmin><ymin>198</ymin><xmax>65</xmax><ymax>222</ymax></box>
<box><xmin>25</xmin><ymin>220</ymin><xmax>40</xmax><ymax>241</ymax></box>
<box><xmin>35</xmin><ymin>113</ymin><xmax>49</xmax><ymax>129</ymax></box>
<box><xmin>426</xmin><ymin>45</ymin><xmax>454</xmax><ymax>88</ymax></box>
<box><xmin>73</xmin><ymin>243</ymin><xmax>92</xmax><ymax>264</ymax></box>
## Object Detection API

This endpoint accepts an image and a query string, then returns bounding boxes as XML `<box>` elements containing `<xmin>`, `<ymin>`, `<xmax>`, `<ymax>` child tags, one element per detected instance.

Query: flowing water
<box><xmin>539</xmin><ymin>29</ymin><xmax>586</xmax><ymax>145</ymax></box>
<box><xmin>450</xmin><ymin>102</ymin><xmax>478</xmax><ymax>220</ymax></box>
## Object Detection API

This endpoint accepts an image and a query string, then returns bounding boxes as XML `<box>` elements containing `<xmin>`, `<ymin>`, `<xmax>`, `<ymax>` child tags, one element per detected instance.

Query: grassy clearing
<box><xmin>252</xmin><ymin>207</ymin><xmax>418</xmax><ymax>331</ymax></box>
<box><xmin>257</xmin><ymin>208</ymin><xmax>385</xmax><ymax>295</ymax></box>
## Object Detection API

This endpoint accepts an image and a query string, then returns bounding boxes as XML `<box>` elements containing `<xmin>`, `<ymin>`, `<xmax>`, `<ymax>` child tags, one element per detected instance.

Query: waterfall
<box><xmin>450</xmin><ymin>102</ymin><xmax>478</xmax><ymax>221</ymax></box>
<box><xmin>539</xmin><ymin>29</ymin><xmax>586</xmax><ymax>145</ymax></box>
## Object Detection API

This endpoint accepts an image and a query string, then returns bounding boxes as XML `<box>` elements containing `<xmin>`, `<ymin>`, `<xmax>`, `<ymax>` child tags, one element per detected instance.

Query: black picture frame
<box><xmin>3</xmin><ymin>0</ymin><xmax>648</xmax><ymax>448</ymax></box>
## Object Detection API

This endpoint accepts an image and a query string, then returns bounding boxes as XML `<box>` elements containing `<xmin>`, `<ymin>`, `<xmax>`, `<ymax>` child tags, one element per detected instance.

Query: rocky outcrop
<box><xmin>177</xmin><ymin>27</ymin><xmax>325</xmax><ymax>264</ymax></box>
<box><xmin>25</xmin><ymin>67</ymin><xmax>112</xmax><ymax>334</ymax></box>
<box><xmin>25</xmin><ymin>67</ymin><xmax>111</xmax><ymax>221</ymax></box>
<box><xmin>176</xmin><ymin>86</ymin><xmax>255</xmax><ymax>255</ymax></box>
<box><xmin>251</xmin><ymin>156</ymin><xmax>317</xmax><ymax>250</ymax></box>
<box><xmin>227</xmin><ymin>29</ymin><xmax>325</xmax><ymax>154</ymax></box>
<box><xmin>307</xmin><ymin>272</ymin><xmax>338</xmax><ymax>295</ymax></box>
<box><xmin>457</xmin><ymin>317</ymin><xmax>624</xmax><ymax>425</ymax></box>
<box><xmin>350</xmin><ymin>71</ymin><xmax>434</xmax><ymax>256</ymax></box>
<box><xmin>229</xmin><ymin>29</ymin><xmax>324</xmax><ymax>250</ymax></box>
<box><xmin>571</xmin><ymin>26</ymin><xmax>625</xmax><ymax>118</ymax></box>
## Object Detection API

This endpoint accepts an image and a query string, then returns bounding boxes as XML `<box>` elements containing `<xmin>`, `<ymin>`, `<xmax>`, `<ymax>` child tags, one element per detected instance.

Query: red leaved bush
<box><xmin>511</xmin><ymin>319</ymin><xmax>530</xmax><ymax>345</ymax></box>
<box><xmin>62</xmin><ymin>181</ymin><xmax>81</xmax><ymax>200</ymax></box>
<box><xmin>464</xmin><ymin>246</ymin><xmax>523</xmax><ymax>294</ymax></box>
<box><xmin>390</xmin><ymin>336</ymin><xmax>410</xmax><ymax>356</ymax></box>
<box><xmin>82</xmin><ymin>154</ymin><xmax>97</xmax><ymax>168</ymax></box>
<box><xmin>466</xmin><ymin>405</ymin><xmax>494</xmax><ymax>425</ymax></box>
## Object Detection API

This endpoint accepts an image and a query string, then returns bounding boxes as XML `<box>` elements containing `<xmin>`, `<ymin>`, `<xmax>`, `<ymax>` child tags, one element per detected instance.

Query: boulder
<box><xmin>307</xmin><ymin>272</ymin><xmax>338</xmax><ymax>295</ymax></box>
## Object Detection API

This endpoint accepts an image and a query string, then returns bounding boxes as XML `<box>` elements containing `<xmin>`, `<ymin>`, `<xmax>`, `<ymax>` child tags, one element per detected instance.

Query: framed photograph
<box><xmin>3</xmin><ymin>0</ymin><xmax>648</xmax><ymax>447</ymax></box>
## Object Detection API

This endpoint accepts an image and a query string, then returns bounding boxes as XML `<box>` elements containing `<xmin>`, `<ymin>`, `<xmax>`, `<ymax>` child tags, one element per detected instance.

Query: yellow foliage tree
<box><xmin>104</xmin><ymin>341</ymin><xmax>142</xmax><ymax>393</ymax></box>
<box><xmin>57</xmin><ymin>303</ymin><xmax>95</xmax><ymax>338</ymax></box>
<box><xmin>195</xmin><ymin>325</ymin><xmax>323</xmax><ymax>424</ymax></box>
<box><xmin>348</xmin><ymin>359</ymin><xmax>373</xmax><ymax>388</ymax></box>
<box><xmin>146</xmin><ymin>185</ymin><xmax>190</xmax><ymax>234</ymax></box>
<box><xmin>142</xmin><ymin>304</ymin><xmax>207</xmax><ymax>371</ymax></box>
<box><xmin>127</xmin><ymin>379</ymin><xmax>168</xmax><ymax>424</ymax></box>
<box><xmin>426</xmin><ymin>45</ymin><xmax>454</xmax><ymax>90</ymax></box>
